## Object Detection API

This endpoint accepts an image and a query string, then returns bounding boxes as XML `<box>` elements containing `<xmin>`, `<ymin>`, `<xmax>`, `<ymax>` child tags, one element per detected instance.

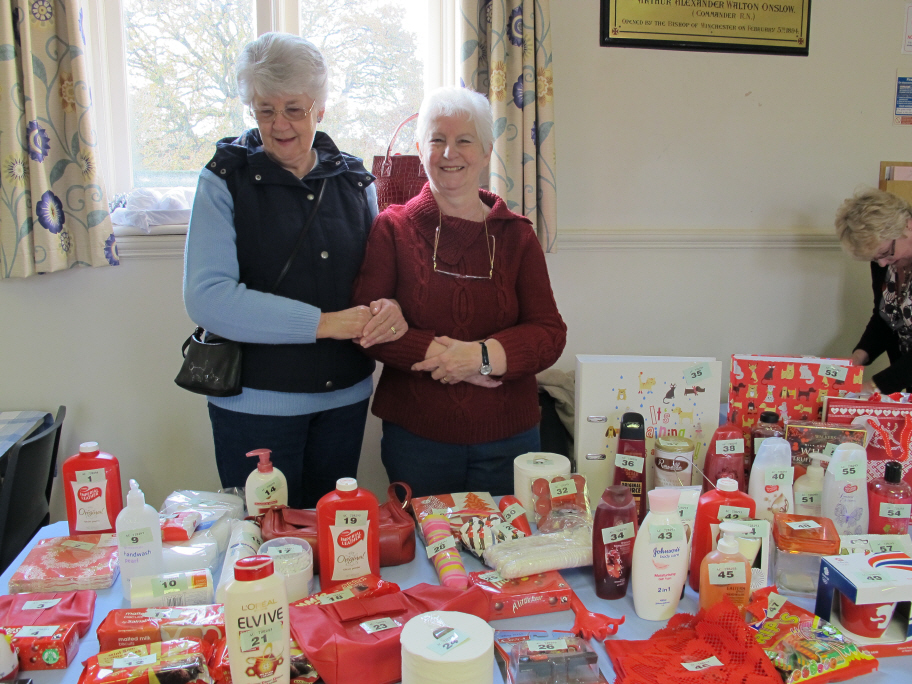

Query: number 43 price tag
<box><xmin>649</xmin><ymin>524</ymin><xmax>684</xmax><ymax>543</ymax></box>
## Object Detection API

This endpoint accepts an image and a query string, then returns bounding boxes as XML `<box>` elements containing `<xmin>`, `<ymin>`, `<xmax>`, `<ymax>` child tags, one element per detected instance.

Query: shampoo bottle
<box><xmin>245</xmin><ymin>449</ymin><xmax>288</xmax><ymax>516</ymax></box>
<box><xmin>62</xmin><ymin>442</ymin><xmax>123</xmax><ymax>535</ymax></box>
<box><xmin>701</xmin><ymin>424</ymin><xmax>747</xmax><ymax>493</ymax></box>
<box><xmin>224</xmin><ymin>555</ymin><xmax>290</xmax><ymax>684</ymax></box>
<box><xmin>115</xmin><ymin>479</ymin><xmax>163</xmax><ymax>599</ymax></box>
<box><xmin>592</xmin><ymin>485</ymin><xmax>638</xmax><ymax>599</ymax></box>
<box><xmin>688</xmin><ymin>477</ymin><xmax>755</xmax><ymax>592</ymax></box>
<box><xmin>822</xmin><ymin>443</ymin><xmax>869</xmax><ymax>536</ymax></box>
<box><xmin>631</xmin><ymin>489</ymin><xmax>689</xmax><ymax>621</ymax></box>
<box><xmin>747</xmin><ymin>437</ymin><xmax>794</xmax><ymax>521</ymax></box>
<box><xmin>316</xmin><ymin>478</ymin><xmax>380</xmax><ymax>592</ymax></box>
<box><xmin>793</xmin><ymin>459</ymin><xmax>825</xmax><ymax>517</ymax></box>
<box><xmin>868</xmin><ymin>461</ymin><xmax>911</xmax><ymax>535</ymax></box>
<box><xmin>612</xmin><ymin>413</ymin><xmax>648</xmax><ymax>524</ymax></box>
<box><xmin>698</xmin><ymin>522</ymin><xmax>752</xmax><ymax>616</ymax></box>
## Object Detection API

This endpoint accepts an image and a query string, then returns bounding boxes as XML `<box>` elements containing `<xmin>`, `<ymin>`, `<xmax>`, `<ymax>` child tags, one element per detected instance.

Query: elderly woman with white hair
<box><xmin>183</xmin><ymin>32</ymin><xmax>405</xmax><ymax>508</ymax></box>
<box><xmin>837</xmin><ymin>188</ymin><xmax>912</xmax><ymax>393</ymax></box>
<box><xmin>351</xmin><ymin>86</ymin><xmax>566</xmax><ymax>497</ymax></box>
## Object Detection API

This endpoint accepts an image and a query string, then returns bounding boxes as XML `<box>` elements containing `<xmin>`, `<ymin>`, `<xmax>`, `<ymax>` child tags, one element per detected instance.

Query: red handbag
<box><xmin>258</xmin><ymin>483</ymin><xmax>416</xmax><ymax>574</ymax></box>
<box><xmin>289</xmin><ymin>583</ymin><xmax>490</xmax><ymax>684</ymax></box>
<box><xmin>372</xmin><ymin>114</ymin><xmax>426</xmax><ymax>211</ymax></box>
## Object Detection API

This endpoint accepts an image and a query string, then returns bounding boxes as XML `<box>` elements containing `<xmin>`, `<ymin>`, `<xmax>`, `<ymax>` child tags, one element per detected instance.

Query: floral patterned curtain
<box><xmin>459</xmin><ymin>0</ymin><xmax>557</xmax><ymax>252</ymax></box>
<box><xmin>1</xmin><ymin>0</ymin><xmax>116</xmax><ymax>279</ymax></box>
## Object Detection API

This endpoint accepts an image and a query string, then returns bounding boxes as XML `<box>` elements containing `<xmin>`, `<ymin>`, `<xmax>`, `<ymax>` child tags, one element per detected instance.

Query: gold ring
<box><xmin>441</xmin><ymin>376</ymin><xmax>449</xmax><ymax>384</ymax></box>
<box><xmin>390</xmin><ymin>326</ymin><xmax>397</xmax><ymax>335</ymax></box>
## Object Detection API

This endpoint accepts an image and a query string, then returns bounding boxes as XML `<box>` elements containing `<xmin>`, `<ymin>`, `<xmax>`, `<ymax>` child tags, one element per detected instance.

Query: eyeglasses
<box><xmin>433</xmin><ymin>210</ymin><xmax>495</xmax><ymax>279</ymax></box>
<box><xmin>873</xmin><ymin>239</ymin><xmax>896</xmax><ymax>262</ymax></box>
<box><xmin>250</xmin><ymin>100</ymin><xmax>316</xmax><ymax>123</ymax></box>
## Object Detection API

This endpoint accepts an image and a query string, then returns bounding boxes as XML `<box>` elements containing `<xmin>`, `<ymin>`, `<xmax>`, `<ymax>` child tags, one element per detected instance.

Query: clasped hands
<box><xmin>411</xmin><ymin>336</ymin><xmax>502</xmax><ymax>389</ymax></box>
<box><xmin>316</xmin><ymin>299</ymin><xmax>407</xmax><ymax>348</ymax></box>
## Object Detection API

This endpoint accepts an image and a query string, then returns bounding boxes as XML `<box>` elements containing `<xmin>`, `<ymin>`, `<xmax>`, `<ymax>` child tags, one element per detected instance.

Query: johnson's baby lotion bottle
<box><xmin>631</xmin><ymin>489</ymin><xmax>689</xmax><ymax>620</ymax></box>
<box><xmin>115</xmin><ymin>479</ymin><xmax>163</xmax><ymax>599</ymax></box>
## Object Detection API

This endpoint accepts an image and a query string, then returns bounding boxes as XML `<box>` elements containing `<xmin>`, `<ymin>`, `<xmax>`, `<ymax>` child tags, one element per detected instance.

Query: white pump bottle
<box><xmin>115</xmin><ymin>479</ymin><xmax>163</xmax><ymax>599</ymax></box>
<box><xmin>245</xmin><ymin>448</ymin><xmax>288</xmax><ymax>516</ymax></box>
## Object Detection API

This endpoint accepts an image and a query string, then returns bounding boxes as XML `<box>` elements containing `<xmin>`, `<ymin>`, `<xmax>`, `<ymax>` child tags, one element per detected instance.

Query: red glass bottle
<box><xmin>592</xmin><ymin>485</ymin><xmax>638</xmax><ymax>599</ymax></box>
<box><xmin>868</xmin><ymin>461</ymin><xmax>912</xmax><ymax>535</ymax></box>
<box><xmin>701</xmin><ymin>424</ymin><xmax>747</xmax><ymax>493</ymax></box>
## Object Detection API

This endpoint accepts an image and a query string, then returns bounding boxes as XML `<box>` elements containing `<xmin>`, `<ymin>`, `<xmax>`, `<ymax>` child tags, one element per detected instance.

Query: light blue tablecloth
<box><xmin>0</xmin><ymin>410</ymin><xmax>50</xmax><ymax>458</ymax></box>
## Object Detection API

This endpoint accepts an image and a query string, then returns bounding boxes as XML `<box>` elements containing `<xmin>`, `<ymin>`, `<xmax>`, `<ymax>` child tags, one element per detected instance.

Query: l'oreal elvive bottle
<box><xmin>612</xmin><ymin>412</ymin><xmax>647</xmax><ymax>524</ymax></box>
<box><xmin>245</xmin><ymin>449</ymin><xmax>288</xmax><ymax>516</ymax></box>
<box><xmin>592</xmin><ymin>485</ymin><xmax>638</xmax><ymax>600</ymax></box>
<box><xmin>631</xmin><ymin>489</ymin><xmax>689</xmax><ymax>621</ymax></box>
<box><xmin>701</xmin><ymin>424</ymin><xmax>747</xmax><ymax>493</ymax></box>
<box><xmin>698</xmin><ymin>522</ymin><xmax>752</xmax><ymax>616</ymax></box>
<box><xmin>688</xmin><ymin>477</ymin><xmax>755</xmax><ymax>592</ymax></box>
<box><xmin>747</xmin><ymin>437</ymin><xmax>794</xmax><ymax>522</ymax></box>
<box><xmin>62</xmin><ymin>442</ymin><xmax>123</xmax><ymax>535</ymax></box>
<box><xmin>316</xmin><ymin>478</ymin><xmax>379</xmax><ymax>591</ymax></box>
<box><xmin>868</xmin><ymin>461</ymin><xmax>911</xmax><ymax>535</ymax></box>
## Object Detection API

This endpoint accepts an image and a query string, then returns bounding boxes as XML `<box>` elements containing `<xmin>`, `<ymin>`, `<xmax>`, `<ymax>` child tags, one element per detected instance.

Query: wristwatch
<box><xmin>479</xmin><ymin>341</ymin><xmax>493</xmax><ymax>376</ymax></box>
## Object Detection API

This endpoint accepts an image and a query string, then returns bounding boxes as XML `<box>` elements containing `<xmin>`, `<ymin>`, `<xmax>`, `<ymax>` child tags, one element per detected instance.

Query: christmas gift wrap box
<box><xmin>783</xmin><ymin>421</ymin><xmax>867</xmax><ymax>472</ymax></box>
<box><xmin>727</xmin><ymin>355</ymin><xmax>862</xmax><ymax>429</ymax></box>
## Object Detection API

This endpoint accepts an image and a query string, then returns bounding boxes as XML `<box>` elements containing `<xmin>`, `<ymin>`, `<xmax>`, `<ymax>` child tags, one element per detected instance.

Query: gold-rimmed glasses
<box><xmin>250</xmin><ymin>100</ymin><xmax>316</xmax><ymax>123</ymax></box>
<box><xmin>432</xmin><ymin>210</ymin><xmax>495</xmax><ymax>279</ymax></box>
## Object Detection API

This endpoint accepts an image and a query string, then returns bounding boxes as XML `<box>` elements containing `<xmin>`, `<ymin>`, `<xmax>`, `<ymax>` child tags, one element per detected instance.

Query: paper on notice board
<box><xmin>895</xmin><ymin>69</ymin><xmax>912</xmax><ymax>126</ymax></box>
<box><xmin>904</xmin><ymin>3</ymin><xmax>912</xmax><ymax>54</ymax></box>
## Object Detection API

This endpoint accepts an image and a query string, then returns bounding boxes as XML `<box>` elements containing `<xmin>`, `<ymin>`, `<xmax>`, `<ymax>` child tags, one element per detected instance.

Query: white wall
<box><xmin>0</xmin><ymin>0</ymin><xmax>901</xmax><ymax>518</ymax></box>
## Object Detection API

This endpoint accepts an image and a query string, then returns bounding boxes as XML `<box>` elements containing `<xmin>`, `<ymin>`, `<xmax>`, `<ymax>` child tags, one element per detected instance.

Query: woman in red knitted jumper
<box><xmin>351</xmin><ymin>86</ymin><xmax>566</xmax><ymax>497</ymax></box>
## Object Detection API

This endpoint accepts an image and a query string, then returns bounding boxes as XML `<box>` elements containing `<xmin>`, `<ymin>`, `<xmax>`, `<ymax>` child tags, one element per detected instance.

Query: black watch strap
<box><xmin>479</xmin><ymin>341</ymin><xmax>493</xmax><ymax>375</ymax></box>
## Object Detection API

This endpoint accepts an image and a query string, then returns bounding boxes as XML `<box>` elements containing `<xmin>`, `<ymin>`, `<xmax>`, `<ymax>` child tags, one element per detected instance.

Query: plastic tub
<box><xmin>258</xmin><ymin>537</ymin><xmax>314</xmax><ymax>602</ymax></box>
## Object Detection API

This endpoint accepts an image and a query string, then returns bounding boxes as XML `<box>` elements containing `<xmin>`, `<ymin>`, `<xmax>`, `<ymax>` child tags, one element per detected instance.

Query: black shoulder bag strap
<box><xmin>271</xmin><ymin>177</ymin><xmax>327</xmax><ymax>293</ymax></box>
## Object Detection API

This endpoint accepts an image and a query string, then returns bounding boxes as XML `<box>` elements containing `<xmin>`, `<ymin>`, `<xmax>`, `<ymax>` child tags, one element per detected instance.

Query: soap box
<box><xmin>468</xmin><ymin>570</ymin><xmax>572</xmax><ymax>619</ymax></box>
<box><xmin>840</xmin><ymin>535</ymin><xmax>912</xmax><ymax>556</ymax></box>
<box><xmin>815</xmin><ymin>551</ymin><xmax>912</xmax><ymax>657</ymax></box>
<box><xmin>96</xmin><ymin>605</ymin><xmax>225</xmax><ymax>651</ymax></box>
<box><xmin>4</xmin><ymin>623</ymin><xmax>79</xmax><ymax>670</ymax></box>
<box><xmin>783</xmin><ymin>421</ymin><xmax>867</xmax><ymax>471</ymax></box>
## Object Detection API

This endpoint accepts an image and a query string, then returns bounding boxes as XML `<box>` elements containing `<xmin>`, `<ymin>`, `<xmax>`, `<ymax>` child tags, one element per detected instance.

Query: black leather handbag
<box><xmin>175</xmin><ymin>179</ymin><xmax>326</xmax><ymax>396</ymax></box>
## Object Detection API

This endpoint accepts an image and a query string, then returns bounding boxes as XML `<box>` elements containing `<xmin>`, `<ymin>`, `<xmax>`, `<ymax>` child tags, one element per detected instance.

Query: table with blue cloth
<box><xmin>0</xmin><ymin>410</ymin><xmax>50</xmax><ymax>459</ymax></box>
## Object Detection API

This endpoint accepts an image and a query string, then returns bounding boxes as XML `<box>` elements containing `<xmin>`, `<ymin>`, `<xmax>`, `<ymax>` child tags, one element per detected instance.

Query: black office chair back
<box><xmin>0</xmin><ymin>406</ymin><xmax>66</xmax><ymax>573</ymax></box>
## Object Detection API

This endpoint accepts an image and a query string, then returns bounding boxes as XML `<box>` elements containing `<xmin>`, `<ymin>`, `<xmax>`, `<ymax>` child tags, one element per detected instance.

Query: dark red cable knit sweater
<box><xmin>351</xmin><ymin>183</ymin><xmax>567</xmax><ymax>444</ymax></box>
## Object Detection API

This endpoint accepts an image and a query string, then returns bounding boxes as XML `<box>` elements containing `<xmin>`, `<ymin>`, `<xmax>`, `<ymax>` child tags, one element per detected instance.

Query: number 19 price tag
<box><xmin>615</xmin><ymin>453</ymin><xmax>645</xmax><ymax>473</ymax></box>
<box><xmin>335</xmin><ymin>510</ymin><xmax>367</xmax><ymax>526</ymax></box>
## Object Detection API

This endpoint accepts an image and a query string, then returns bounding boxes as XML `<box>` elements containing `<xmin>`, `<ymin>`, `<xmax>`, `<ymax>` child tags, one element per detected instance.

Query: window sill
<box><xmin>113</xmin><ymin>224</ymin><xmax>186</xmax><ymax>260</ymax></box>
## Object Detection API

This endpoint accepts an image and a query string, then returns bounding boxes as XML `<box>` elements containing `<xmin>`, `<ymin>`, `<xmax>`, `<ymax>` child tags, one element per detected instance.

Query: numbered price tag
<box><xmin>22</xmin><ymin>599</ymin><xmax>61</xmax><ymax>610</ymax></box>
<box><xmin>738</xmin><ymin>521</ymin><xmax>764</xmax><ymax>538</ymax></box>
<box><xmin>427</xmin><ymin>627</ymin><xmax>470</xmax><ymax>656</ymax></box>
<box><xmin>240</xmin><ymin>624</ymin><xmax>283</xmax><ymax>653</ymax></box>
<box><xmin>766</xmin><ymin>592</ymin><xmax>787</xmax><ymax>618</ymax></box>
<box><xmin>822</xmin><ymin>443</ymin><xmax>837</xmax><ymax>457</ymax></box>
<box><xmin>98</xmin><ymin>534</ymin><xmax>118</xmax><ymax>547</ymax></box>
<box><xmin>335</xmin><ymin>510</ymin><xmax>367</xmax><ymax>526</ymax></box>
<box><xmin>318</xmin><ymin>589</ymin><xmax>354</xmax><ymax>605</ymax></box>
<box><xmin>717</xmin><ymin>439</ymin><xmax>745</xmax><ymax>455</ymax></box>
<box><xmin>880</xmin><ymin>503</ymin><xmax>912</xmax><ymax>518</ymax></box>
<box><xmin>61</xmin><ymin>539</ymin><xmax>96</xmax><ymax>551</ymax></box>
<box><xmin>681</xmin><ymin>656</ymin><xmax>724</xmax><ymax>672</ymax></box>
<box><xmin>684</xmin><ymin>362</ymin><xmax>712</xmax><ymax>383</ymax></box>
<box><xmin>797</xmin><ymin>492</ymin><xmax>820</xmax><ymax>506</ymax></box>
<box><xmin>153</xmin><ymin>572</ymin><xmax>189</xmax><ymax>597</ymax></box>
<box><xmin>649</xmin><ymin>524</ymin><xmax>684</xmax><ymax>543</ymax></box>
<box><xmin>112</xmin><ymin>654</ymin><xmax>158</xmax><ymax>669</ymax></box>
<box><xmin>530</xmin><ymin>457</ymin><xmax>553</xmax><ymax>467</ymax></box>
<box><xmin>856</xmin><ymin>569</ymin><xmax>893</xmax><ymax>585</ymax></box>
<box><xmin>615</xmin><ymin>453</ymin><xmax>645</xmax><ymax>473</ymax></box>
<box><xmin>144</xmin><ymin>609</ymin><xmax>175</xmax><ymax>619</ymax></box>
<box><xmin>549</xmin><ymin>479</ymin><xmax>577</xmax><ymax>498</ymax></box>
<box><xmin>255</xmin><ymin>478</ymin><xmax>280</xmax><ymax>502</ymax></box>
<box><xmin>678</xmin><ymin>503</ymin><xmax>697</xmax><ymax>520</ymax></box>
<box><xmin>527</xmin><ymin>639</ymin><xmax>568</xmax><ymax>653</ymax></box>
<box><xmin>360</xmin><ymin>618</ymin><xmax>399</xmax><ymax>634</ymax></box>
<box><xmin>834</xmin><ymin>462</ymin><xmax>863</xmax><ymax>481</ymax></box>
<box><xmin>266</xmin><ymin>544</ymin><xmax>302</xmax><ymax>557</ymax></box>
<box><xmin>16</xmin><ymin>625</ymin><xmax>59</xmax><ymax>638</ymax></box>
<box><xmin>501</xmin><ymin>503</ymin><xmax>526</xmax><ymax>524</ymax></box>
<box><xmin>818</xmin><ymin>364</ymin><xmax>849</xmax><ymax>382</ymax></box>
<box><xmin>118</xmin><ymin>528</ymin><xmax>153</xmax><ymax>547</ymax></box>
<box><xmin>75</xmin><ymin>468</ymin><xmax>106</xmax><ymax>484</ymax></box>
<box><xmin>764</xmin><ymin>468</ymin><xmax>794</xmax><ymax>487</ymax></box>
<box><xmin>478</xmin><ymin>571</ymin><xmax>505</xmax><ymax>583</ymax></box>
<box><xmin>786</xmin><ymin>520</ymin><xmax>821</xmax><ymax>531</ymax></box>
<box><xmin>602</xmin><ymin>522</ymin><xmax>635</xmax><ymax>544</ymax></box>
<box><xmin>718</xmin><ymin>506</ymin><xmax>750</xmax><ymax>521</ymax></box>
<box><xmin>874</xmin><ymin>540</ymin><xmax>899</xmax><ymax>553</ymax></box>
<box><xmin>426</xmin><ymin>535</ymin><xmax>457</xmax><ymax>558</ymax></box>
<box><xmin>708</xmin><ymin>562</ymin><xmax>747</xmax><ymax>586</ymax></box>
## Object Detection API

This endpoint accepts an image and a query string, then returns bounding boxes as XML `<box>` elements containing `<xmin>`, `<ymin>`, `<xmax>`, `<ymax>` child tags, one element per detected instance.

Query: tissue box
<box><xmin>468</xmin><ymin>570</ymin><xmax>572</xmax><ymax>619</ymax></box>
<box><xmin>815</xmin><ymin>551</ymin><xmax>912</xmax><ymax>657</ymax></box>
<box><xmin>4</xmin><ymin>623</ymin><xmax>79</xmax><ymax>670</ymax></box>
<box><xmin>840</xmin><ymin>535</ymin><xmax>912</xmax><ymax>556</ymax></box>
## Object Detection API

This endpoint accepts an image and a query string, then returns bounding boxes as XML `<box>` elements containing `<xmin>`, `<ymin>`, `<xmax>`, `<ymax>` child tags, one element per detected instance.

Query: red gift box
<box><xmin>468</xmin><ymin>570</ymin><xmax>572</xmax><ymax>619</ymax></box>
<box><xmin>5</xmin><ymin>623</ymin><xmax>79</xmax><ymax>670</ymax></box>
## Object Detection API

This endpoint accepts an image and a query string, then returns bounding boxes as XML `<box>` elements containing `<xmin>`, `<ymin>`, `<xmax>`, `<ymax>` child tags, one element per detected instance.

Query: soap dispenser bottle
<box><xmin>793</xmin><ymin>458</ymin><xmax>825</xmax><ymax>517</ymax></box>
<box><xmin>821</xmin><ymin>443</ymin><xmax>869</xmax><ymax>536</ymax></box>
<box><xmin>698</xmin><ymin>522</ymin><xmax>752</xmax><ymax>616</ymax></box>
<box><xmin>115</xmin><ymin>479</ymin><xmax>163</xmax><ymax>599</ymax></box>
<box><xmin>245</xmin><ymin>448</ymin><xmax>288</xmax><ymax>516</ymax></box>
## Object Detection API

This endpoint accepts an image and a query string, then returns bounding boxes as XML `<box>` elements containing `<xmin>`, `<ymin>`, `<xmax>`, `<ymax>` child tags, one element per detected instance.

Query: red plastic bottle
<box><xmin>868</xmin><ymin>461</ymin><xmax>912</xmax><ymax>534</ymax></box>
<box><xmin>592</xmin><ymin>485</ymin><xmax>638</xmax><ymax>599</ymax></box>
<box><xmin>688</xmin><ymin>477</ymin><xmax>756</xmax><ymax>592</ymax></box>
<box><xmin>612</xmin><ymin>412</ymin><xmax>648</xmax><ymax>524</ymax></box>
<box><xmin>316</xmin><ymin>477</ymin><xmax>380</xmax><ymax>592</ymax></box>
<box><xmin>62</xmin><ymin>441</ymin><xmax>124</xmax><ymax>535</ymax></box>
<box><xmin>701</xmin><ymin>424</ymin><xmax>747</xmax><ymax>493</ymax></box>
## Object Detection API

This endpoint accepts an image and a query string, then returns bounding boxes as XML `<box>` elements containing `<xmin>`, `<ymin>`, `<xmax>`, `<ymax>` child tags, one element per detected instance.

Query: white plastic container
<box><xmin>821</xmin><ymin>443</ymin><xmax>869</xmax><ymax>536</ymax></box>
<box><xmin>631</xmin><ymin>489</ymin><xmax>689</xmax><ymax>620</ymax></box>
<box><xmin>245</xmin><ymin>449</ymin><xmax>288</xmax><ymax>516</ymax></box>
<box><xmin>258</xmin><ymin>537</ymin><xmax>314</xmax><ymax>603</ymax></box>
<box><xmin>747</xmin><ymin>437</ymin><xmax>794</xmax><ymax>521</ymax></box>
<box><xmin>224</xmin><ymin>555</ymin><xmax>291</xmax><ymax>684</ymax></box>
<box><xmin>794</xmin><ymin>460</ymin><xmax>824</xmax><ymax>517</ymax></box>
<box><xmin>115</xmin><ymin>479</ymin><xmax>164</xmax><ymax>599</ymax></box>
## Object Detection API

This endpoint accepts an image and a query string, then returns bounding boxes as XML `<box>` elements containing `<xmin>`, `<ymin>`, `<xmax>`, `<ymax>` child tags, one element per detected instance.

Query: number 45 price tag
<box><xmin>708</xmin><ymin>562</ymin><xmax>747</xmax><ymax>586</ymax></box>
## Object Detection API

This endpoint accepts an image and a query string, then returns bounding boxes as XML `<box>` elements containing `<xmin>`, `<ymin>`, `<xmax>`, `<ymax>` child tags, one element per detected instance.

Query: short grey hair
<box><xmin>236</xmin><ymin>33</ymin><xmax>329</xmax><ymax>108</ymax></box>
<box><xmin>835</xmin><ymin>188</ymin><xmax>912</xmax><ymax>260</ymax></box>
<box><xmin>417</xmin><ymin>86</ymin><xmax>494</xmax><ymax>153</ymax></box>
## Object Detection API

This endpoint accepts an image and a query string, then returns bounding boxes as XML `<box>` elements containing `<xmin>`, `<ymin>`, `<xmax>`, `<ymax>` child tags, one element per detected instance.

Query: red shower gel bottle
<box><xmin>592</xmin><ymin>485</ymin><xmax>638</xmax><ymax>599</ymax></box>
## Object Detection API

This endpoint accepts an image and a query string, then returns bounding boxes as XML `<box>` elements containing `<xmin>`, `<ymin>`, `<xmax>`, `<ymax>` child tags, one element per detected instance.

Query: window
<box><xmin>84</xmin><ymin>0</ymin><xmax>457</xmax><ymax>198</ymax></box>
